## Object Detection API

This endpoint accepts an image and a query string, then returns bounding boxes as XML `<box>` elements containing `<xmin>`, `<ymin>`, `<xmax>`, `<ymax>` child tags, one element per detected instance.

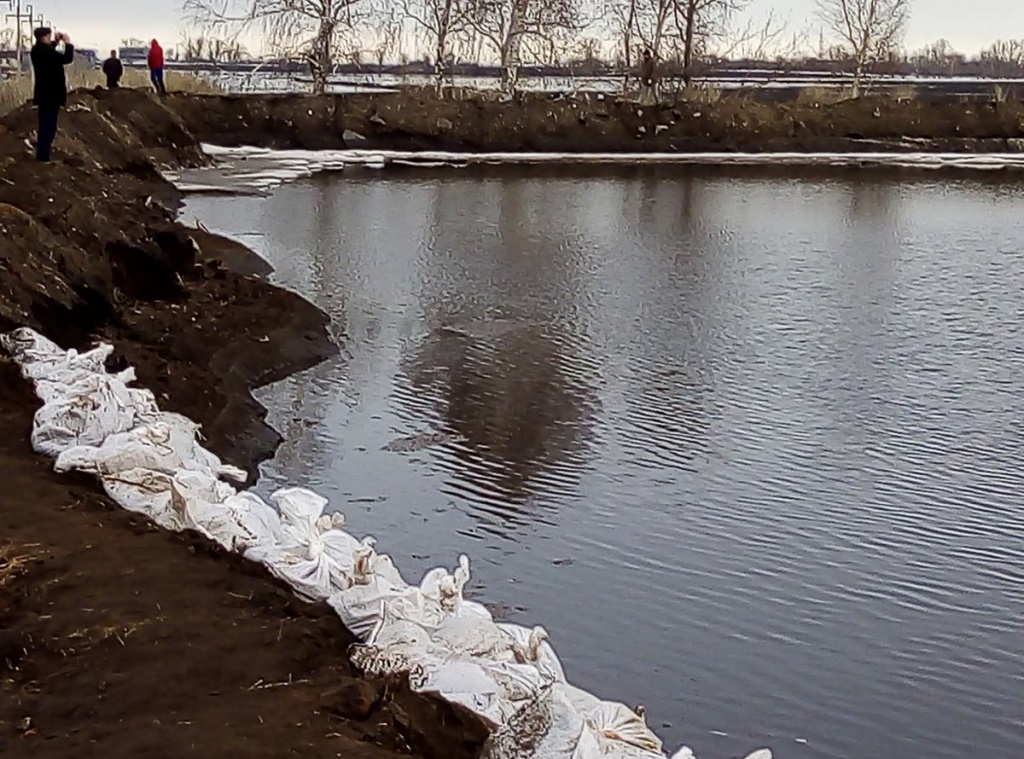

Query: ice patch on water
<box><xmin>163</xmin><ymin>144</ymin><xmax>1024</xmax><ymax>194</ymax></box>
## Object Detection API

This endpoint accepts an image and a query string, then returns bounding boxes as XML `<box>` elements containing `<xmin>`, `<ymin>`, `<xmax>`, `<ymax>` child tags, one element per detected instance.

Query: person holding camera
<box><xmin>30</xmin><ymin>27</ymin><xmax>75</xmax><ymax>163</ymax></box>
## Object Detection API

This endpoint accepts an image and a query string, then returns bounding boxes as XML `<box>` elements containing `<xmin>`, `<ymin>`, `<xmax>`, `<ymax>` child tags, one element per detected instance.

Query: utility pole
<box><xmin>2</xmin><ymin>0</ymin><xmax>23</xmax><ymax>70</ymax></box>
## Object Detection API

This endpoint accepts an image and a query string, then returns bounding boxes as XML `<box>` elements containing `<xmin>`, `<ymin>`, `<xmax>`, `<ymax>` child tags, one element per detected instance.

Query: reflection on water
<box><xmin>181</xmin><ymin>167</ymin><xmax>1024</xmax><ymax>759</ymax></box>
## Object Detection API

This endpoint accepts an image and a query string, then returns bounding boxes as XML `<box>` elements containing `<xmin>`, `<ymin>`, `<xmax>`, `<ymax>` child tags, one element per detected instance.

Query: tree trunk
<box><xmin>853</xmin><ymin>59</ymin><xmax>863</xmax><ymax>98</ymax></box>
<box><xmin>682</xmin><ymin>1</ymin><xmax>696</xmax><ymax>87</ymax></box>
<box><xmin>621</xmin><ymin>0</ymin><xmax>636</xmax><ymax>94</ymax></box>
<box><xmin>500</xmin><ymin>0</ymin><xmax>525</xmax><ymax>93</ymax></box>
<box><xmin>310</xmin><ymin>16</ymin><xmax>335</xmax><ymax>95</ymax></box>
<box><xmin>435</xmin><ymin>32</ymin><xmax>448</xmax><ymax>91</ymax></box>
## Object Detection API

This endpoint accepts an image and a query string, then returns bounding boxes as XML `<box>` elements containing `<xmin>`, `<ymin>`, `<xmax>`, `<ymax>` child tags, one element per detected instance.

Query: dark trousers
<box><xmin>36</xmin><ymin>106</ymin><xmax>60</xmax><ymax>162</ymax></box>
<box><xmin>107</xmin><ymin>77</ymin><xmax>120</xmax><ymax>89</ymax></box>
<box><xmin>150</xmin><ymin>68</ymin><xmax>166</xmax><ymax>95</ymax></box>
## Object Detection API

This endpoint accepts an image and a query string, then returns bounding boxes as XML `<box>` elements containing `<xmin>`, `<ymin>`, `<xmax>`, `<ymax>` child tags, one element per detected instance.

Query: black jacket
<box><xmin>102</xmin><ymin>57</ymin><xmax>123</xmax><ymax>82</ymax></box>
<box><xmin>31</xmin><ymin>42</ymin><xmax>75</xmax><ymax>108</ymax></box>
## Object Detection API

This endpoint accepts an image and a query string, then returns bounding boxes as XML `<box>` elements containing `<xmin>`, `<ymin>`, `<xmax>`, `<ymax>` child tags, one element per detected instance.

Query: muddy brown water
<box><xmin>182</xmin><ymin>166</ymin><xmax>1024</xmax><ymax>759</ymax></box>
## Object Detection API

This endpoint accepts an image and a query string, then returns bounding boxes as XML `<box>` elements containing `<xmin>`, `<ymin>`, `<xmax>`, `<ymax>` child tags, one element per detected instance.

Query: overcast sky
<box><xmin>27</xmin><ymin>0</ymin><xmax>1024</xmax><ymax>58</ymax></box>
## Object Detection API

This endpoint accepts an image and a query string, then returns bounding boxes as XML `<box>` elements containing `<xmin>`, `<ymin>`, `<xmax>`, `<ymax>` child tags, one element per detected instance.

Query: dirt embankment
<box><xmin>0</xmin><ymin>88</ymin><xmax>488</xmax><ymax>758</ymax></box>
<box><xmin>167</xmin><ymin>88</ymin><xmax>1024</xmax><ymax>153</ymax></box>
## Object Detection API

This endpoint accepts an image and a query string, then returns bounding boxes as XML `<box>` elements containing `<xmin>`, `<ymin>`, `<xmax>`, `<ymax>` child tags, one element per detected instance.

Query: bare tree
<box><xmin>399</xmin><ymin>0</ymin><xmax>473</xmax><ymax>88</ymax></box>
<box><xmin>671</xmin><ymin>0</ymin><xmax>748</xmax><ymax>85</ymax></box>
<box><xmin>816</xmin><ymin>0</ymin><xmax>911</xmax><ymax>96</ymax></box>
<box><xmin>466</xmin><ymin>0</ymin><xmax>581</xmax><ymax>91</ymax></box>
<box><xmin>603</xmin><ymin>0</ymin><xmax>637</xmax><ymax>90</ymax></box>
<box><xmin>371</xmin><ymin>3</ymin><xmax>403</xmax><ymax>68</ymax></box>
<box><xmin>603</xmin><ymin>0</ymin><xmax>747</xmax><ymax>90</ymax></box>
<box><xmin>184</xmin><ymin>0</ymin><xmax>368</xmax><ymax>93</ymax></box>
<box><xmin>912</xmin><ymin>38</ymin><xmax>962</xmax><ymax>74</ymax></box>
<box><xmin>981</xmin><ymin>39</ymin><xmax>1024</xmax><ymax>75</ymax></box>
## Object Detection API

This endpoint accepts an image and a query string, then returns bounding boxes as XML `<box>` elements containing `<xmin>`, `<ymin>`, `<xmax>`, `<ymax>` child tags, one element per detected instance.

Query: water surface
<box><xmin>182</xmin><ymin>166</ymin><xmax>1024</xmax><ymax>759</ymax></box>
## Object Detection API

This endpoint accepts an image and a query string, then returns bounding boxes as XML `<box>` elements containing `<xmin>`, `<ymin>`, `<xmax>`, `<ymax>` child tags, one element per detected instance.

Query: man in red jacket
<box><xmin>147</xmin><ymin>39</ymin><xmax>167</xmax><ymax>95</ymax></box>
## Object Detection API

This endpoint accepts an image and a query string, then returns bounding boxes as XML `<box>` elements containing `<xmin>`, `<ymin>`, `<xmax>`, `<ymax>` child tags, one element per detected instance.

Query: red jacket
<box><xmin>148</xmin><ymin>41</ymin><xmax>164</xmax><ymax>70</ymax></box>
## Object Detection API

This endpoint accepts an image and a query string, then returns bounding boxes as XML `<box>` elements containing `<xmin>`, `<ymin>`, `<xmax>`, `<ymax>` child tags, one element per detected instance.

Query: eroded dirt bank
<box><xmin>0</xmin><ymin>88</ymin><xmax>487</xmax><ymax>758</ymax></box>
<box><xmin>167</xmin><ymin>89</ymin><xmax>1024</xmax><ymax>153</ymax></box>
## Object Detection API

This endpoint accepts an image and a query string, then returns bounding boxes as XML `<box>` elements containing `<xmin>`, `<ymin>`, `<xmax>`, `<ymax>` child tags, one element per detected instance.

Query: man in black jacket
<box><xmin>102</xmin><ymin>50</ymin><xmax>123</xmax><ymax>89</ymax></box>
<box><xmin>29</xmin><ymin>27</ymin><xmax>75</xmax><ymax>162</ymax></box>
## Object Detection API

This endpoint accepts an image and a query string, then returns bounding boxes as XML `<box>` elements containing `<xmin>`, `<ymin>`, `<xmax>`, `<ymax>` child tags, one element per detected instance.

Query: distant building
<box><xmin>119</xmin><ymin>46</ymin><xmax>149</xmax><ymax>66</ymax></box>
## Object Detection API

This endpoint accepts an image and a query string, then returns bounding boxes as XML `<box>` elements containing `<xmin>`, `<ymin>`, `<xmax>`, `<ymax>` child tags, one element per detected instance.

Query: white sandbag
<box><xmin>327</xmin><ymin>566</ymin><xmax>410</xmax><ymax>638</ymax></box>
<box><xmin>99</xmin><ymin>466</ymin><xmax>175</xmax><ymax>521</ymax></box>
<box><xmin>498</xmin><ymin>623</ymin><xmax>566</xmax><ymax>683</ymax></box>
<box><xmin>585</xmin><ymin>701</ymin><xmax>663</xmax><ymax>754</ymax></box>
<box><xmin>419</xmin><ymin>554</ymin><xmax>492</xmax><ymax>622</ymax></box>
<box><xmin>25</xmin><ymin>343</ymin><xmax>113</xmax><ymax>381</ymax></box>
<box><xmin>31</xmin><ymin>379</ymin><xmax>146</xmax><ymax>457</ymax></box>
<box><xmin>431</xmin><ymin>614</ymin><xmax>519</xmax><ymax>660</ymax></box>
<box><xmin>490</xmin><ymin>684</ymin><xmax>665</xmax><ymax>759</ymax></box>
<box><xmin>222</xmin><ymin>491</ymin><xmax>285</xmax><ymax>562</ymax></box>
<box><xmin>0</xmin><ymin>327</ymin><xmax>64</xmax><ymax>366</ymax></box>
<box><xmin>262</xmin><ymin>487</ymin><xmax>377</xmax><ymax>601</ymax></box>
<box><xmin>668</xmin><ymin>749</ymin><xmax>697</xmax><ymax>759</ymax></box>
<box><xmin>54</xmin><ymin>414</ymin><xmax>246</xmax><ymax>482</ymax></box>
<box><xmin>168</xmin><ymin>469</ymin><xmax>240</xmax><ymax>546</ymax></box>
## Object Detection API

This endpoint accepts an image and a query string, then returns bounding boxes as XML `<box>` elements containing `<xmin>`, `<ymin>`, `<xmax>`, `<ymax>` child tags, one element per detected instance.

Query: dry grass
<box><xmin>0</xmin><ymin>541</ymin><xmax>42</xmax><ymax>590</ymax></box>
<box><xmin>794</xmin><ymin>85</ymin><xmax>857</xmax><ymax>106</ymax></box>
<box><xmin>0</xmin><ymin>63</ymin><xmax>220</xmax><ymax>116</ymax></box>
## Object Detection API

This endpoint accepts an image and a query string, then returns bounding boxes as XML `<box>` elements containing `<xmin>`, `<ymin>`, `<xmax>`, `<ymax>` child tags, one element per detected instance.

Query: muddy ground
<box><xmin>0</xmin><ymin>88</ymin><xmax>487</xmax><ymax>757</ymax></box>
<box><xmin>166</xmin><ymin>88</ymin><xmax>1024</xmax><ymax>153</ymax></box>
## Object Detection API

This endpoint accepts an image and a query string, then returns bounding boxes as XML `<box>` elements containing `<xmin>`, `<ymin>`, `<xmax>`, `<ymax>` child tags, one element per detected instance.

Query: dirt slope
<box><xmin>0</xmin><ymin>87</ymin><xmax>487</xmax><ymax>759</ymax></box>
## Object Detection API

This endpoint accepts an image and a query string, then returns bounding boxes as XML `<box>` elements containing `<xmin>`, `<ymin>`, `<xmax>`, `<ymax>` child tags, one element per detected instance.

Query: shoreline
<box><xmin>0</xmin><ymin>88</ymin><xmax>487</xmax><ymax>758</ymax></box>
<box><xmin>164</xmin><ymin>89</ymin><xmax>1024</xmax><ymax>155</ymax></box>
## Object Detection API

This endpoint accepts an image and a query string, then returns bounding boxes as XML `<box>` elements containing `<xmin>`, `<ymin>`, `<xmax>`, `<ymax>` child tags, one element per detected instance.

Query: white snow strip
<box><xmin>165</xmin><ymin>145</ymin><xmax>1024</xmax><ymax>194</ymax></box>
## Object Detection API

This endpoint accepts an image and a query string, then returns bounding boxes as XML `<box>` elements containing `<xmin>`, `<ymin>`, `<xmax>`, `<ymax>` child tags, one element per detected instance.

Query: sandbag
<box><xmin>262</xmin><ymin>488</ymin><xmax>379</xmax><ymax>601</ymax></box>
<box><xmin>498</xmin><ymin>623</ymin><xmax>566</xmax><ymax>683</ymax></box>
<box><xmin>31</xmin><ymin>373</ymin><xmax>158</xmax><ymax>457</ymax></box>
<box><xmin>327</xmin><ymin>555</ymin><xmax>411</xmax><ymax>639</ymax></box>
<box><xmin>55</xmin><ymin>414</ymin><xmax>246</xmax><ymax>482</ymax></box>
<box><xmin>99</xmin><ymin>466</ymin><xmax>175</xmax><ymax>521</ymax></box>
<box><xmin>168</xmin><ymin>469</ymin><xmax>241</xmax><ymax>546</ymax></box>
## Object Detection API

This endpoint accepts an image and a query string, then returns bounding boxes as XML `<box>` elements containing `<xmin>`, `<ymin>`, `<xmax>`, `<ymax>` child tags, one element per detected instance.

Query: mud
<box><xmin>166</xmin><ymin>89</ymin><xmax>1024</xmax><ymax>154</ymax></box>
<box><xmin>0</xmin><ymin>87</ymin><xmax>488</xmax><ymax>758</ymax></box>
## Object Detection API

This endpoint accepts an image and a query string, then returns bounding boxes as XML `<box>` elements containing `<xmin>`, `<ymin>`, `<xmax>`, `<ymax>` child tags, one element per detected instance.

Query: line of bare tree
<box><xmin>180</xmin><ymin>0</ymin><xmax>1024</xmax><ymax>96</ymax></box>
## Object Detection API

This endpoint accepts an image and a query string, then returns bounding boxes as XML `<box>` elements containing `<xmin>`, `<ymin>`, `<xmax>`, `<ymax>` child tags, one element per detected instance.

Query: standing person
<box><xmin>147</xmin><ymin>39</ymin><xmax>167</xmax><ymax>95</ymax></box>
<box><xmin>29</xmin><ymin>27</ymin><xmax>74</xmax><ymax>163</ymax></box>
<box><xmin>102</xmin><ymin>49</ymin><xmax>123</xmax><ymax>89</ymax></box>
<box><xmin>640</xmin><ymin>48</ymin><xmax>658</xmax><ymax>105</ymax></box>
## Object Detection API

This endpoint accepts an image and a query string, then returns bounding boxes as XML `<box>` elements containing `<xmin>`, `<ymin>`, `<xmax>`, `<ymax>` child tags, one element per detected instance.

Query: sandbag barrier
<box><xmin>1</xmin><ymin>327</ymin><xmax>771</xmax><ymax>759</ymax></box>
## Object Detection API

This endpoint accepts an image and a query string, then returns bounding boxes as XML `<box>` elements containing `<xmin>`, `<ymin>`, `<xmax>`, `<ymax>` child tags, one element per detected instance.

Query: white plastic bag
<box><xmin>498</xmin><ymin>623</ymin><xmax>566</xmax><ymax>683</ymax></box>
<box><xmin>168</xmin><ymin>469</ymin><xmax>240</xmax><ymax>545</ymax></box>
<box><xmin>31</xmin><ymin>374</ymin><xmax>155</xmax><ymax>457</ymax></box>
<box><xmin>54</xmin><ymin>414</ymin><xmax>246</xmax><ymax>482</ymax></box>
<box><xmin>261</xmin><ymin>488</ymin><xmax>372</xmax><ymax>601</ymax></box>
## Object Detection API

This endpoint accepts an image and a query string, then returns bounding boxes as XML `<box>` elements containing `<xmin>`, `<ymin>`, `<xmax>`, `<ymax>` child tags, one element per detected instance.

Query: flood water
<box><xmin>181</xmin><ymin>167</ymin><xmax>1024</xmax><ymax>759</ymax></box>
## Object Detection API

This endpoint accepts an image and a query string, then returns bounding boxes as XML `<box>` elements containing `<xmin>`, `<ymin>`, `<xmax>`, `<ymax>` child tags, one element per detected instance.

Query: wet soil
<box><xmin>166</xmin><ymin>88</ymin><xmax>1024</xmax><ymax>153</ymax></box>
<box><xmin>0</xmin><ymin>87</ymin><xmax>488</xmax><ymax>758</ymax></box>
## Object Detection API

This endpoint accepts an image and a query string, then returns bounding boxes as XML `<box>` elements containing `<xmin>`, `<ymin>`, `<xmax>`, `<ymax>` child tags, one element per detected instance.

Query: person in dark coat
<box><xmin>29</xmin><ymin>27</ymin><xmax>74</xmax><ymax>163</ymax></box>
<box><xmin>102</xmin><ymin>49</ymin><xmax>123</xmax><ymax>89</ymax></box>
<box><xmin>640</xmin><ymin>48</ymin><xmax>658</xmax><ymax>105</ymax></box>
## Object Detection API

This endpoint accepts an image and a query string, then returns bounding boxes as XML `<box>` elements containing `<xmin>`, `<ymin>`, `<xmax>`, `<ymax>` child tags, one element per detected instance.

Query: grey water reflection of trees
<box><xmin>264</xmin><ymin>177</ymin><xmax>350</xmax><ymax>482</ymax></box>
<box><xmin>402</xmin><ymin>173</ymin><xmax>601</xmax><ymax>521</ymax></box>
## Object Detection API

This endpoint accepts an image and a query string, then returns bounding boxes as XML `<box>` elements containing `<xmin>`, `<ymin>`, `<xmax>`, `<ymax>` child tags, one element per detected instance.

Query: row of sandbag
<box><xmin>1</xmin><ymin>327</ymin><xmax>769</xmax><ymax>759</ymax></box>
